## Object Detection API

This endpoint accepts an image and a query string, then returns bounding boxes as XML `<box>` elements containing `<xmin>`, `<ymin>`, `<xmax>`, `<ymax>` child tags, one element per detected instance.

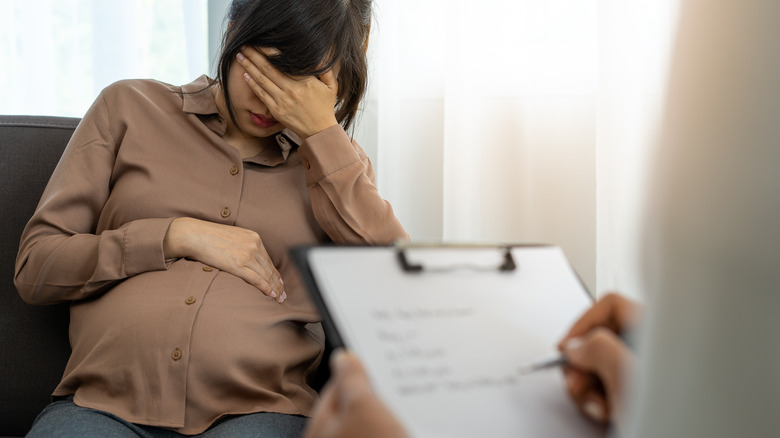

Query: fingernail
<box><xmin>331</xmin><ymin>349</ymin><xmax>349</xmax><ymax>371</ymax></box>
<box><xmin>236</xmin><ymin>52</ymin><xmax>245</xmax><ymax>61</ymax></box>
<box><xmin>279</xmin><ymin>278</ymin><xmax>284</xmax><ymax>285</ymax></box>
<box><xmin>281</xmin><ymin>291</ymin><xmax>288</xmax><ymax>302</ymax></box>
<box><xmin>243</xmin><ymin>72</ymin><xmax>251</xmax><ymax>82</ymax></box>
<box><xmin>270</xmin><ymin>290</ymin><xmax>276</xmax><ymax>298</ymax></box>
<box><xmin>331</xmin><ymin>349</ymin><xmax>357</xmax><ymax>376</ymax></box>
<box><xmin>583</xmin><ymin>400</ymin><xmax>605</xmax><ymax>422</ymax></box>
<box><xmin>562</xmin><ymin>337</ymin><xmax>584</xmax><ymax>352</ymax></box>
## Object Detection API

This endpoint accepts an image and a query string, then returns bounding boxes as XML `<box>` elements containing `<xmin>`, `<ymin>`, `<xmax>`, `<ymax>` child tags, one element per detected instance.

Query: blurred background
<box><xmin>0</xmin><ymin>0</ymin><xmax>681</xmax><ymax>298</ymax></box>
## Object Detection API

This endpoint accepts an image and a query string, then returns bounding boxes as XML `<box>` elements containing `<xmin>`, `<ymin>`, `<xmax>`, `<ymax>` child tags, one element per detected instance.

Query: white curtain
<box><xmin>1</xmin><ymin>0</ymin><xmax>679</xmax><ymax>297</ymax></box>
<box><xmin>361</xmin><ymin>0</ymin><xmax>680</xmax><ymax>296</ymax></box>
<box><xmin>0</xmin><ymin>0</ymin><xmax>208</xmax><ymax>117</ymax></box>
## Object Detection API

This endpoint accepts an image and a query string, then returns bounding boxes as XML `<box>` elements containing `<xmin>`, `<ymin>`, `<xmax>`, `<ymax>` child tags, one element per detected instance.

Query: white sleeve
<box><xmin>626</xmin><ymin>2</ymin><xmax>780</xmax><ymax>437</ymax></box>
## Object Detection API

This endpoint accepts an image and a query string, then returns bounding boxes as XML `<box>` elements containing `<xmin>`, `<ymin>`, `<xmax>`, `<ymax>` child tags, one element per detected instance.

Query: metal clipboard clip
<box><xmin>395</xmin><ymin>242</ymin><xmax>518</xmax><ymax>273</ymax></box>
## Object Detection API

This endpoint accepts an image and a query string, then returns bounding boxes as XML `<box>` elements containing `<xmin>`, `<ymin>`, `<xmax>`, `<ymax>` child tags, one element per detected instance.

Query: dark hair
<box><xmin>217</xmin><ymin>0</ymin><xmax>371</xmax><ymax>132</ymax></box>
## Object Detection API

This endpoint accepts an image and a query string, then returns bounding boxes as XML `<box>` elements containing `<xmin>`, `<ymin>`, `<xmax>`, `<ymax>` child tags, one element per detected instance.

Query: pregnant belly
<box><xmin>65</xmin><ymin>260</ymin><xmax>324</xmax><ymax>396</ymax></box>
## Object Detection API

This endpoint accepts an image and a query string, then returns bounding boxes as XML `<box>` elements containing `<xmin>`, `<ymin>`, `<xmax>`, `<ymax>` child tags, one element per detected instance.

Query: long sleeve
<box><xmin>299</xmin><ymin>125</ymin><xmax>408</xmax><ymax>244</ymax></box>
<box><xmin>14</xmin><ymin>91</ymin><xmax>172</xmax><ymax>305</ymax></box>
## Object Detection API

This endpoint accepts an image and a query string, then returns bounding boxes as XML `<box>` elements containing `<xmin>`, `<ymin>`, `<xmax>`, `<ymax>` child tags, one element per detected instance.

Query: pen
<box><xmin>517</xmin><ymin>353</ymin><xmax>568</xmax><ymax>375</ymax></box>
<box><xmin>518</xmin><ymin>330</ymin><xmax>634</xmax><ymax>375</ymax></box>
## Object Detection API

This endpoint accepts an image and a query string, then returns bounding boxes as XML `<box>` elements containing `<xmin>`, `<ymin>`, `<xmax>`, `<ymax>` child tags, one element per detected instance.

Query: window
<box><xmin>0</xmin><ymin>0</ymin><xmax>209</xmax><ymax>117</ymax></box>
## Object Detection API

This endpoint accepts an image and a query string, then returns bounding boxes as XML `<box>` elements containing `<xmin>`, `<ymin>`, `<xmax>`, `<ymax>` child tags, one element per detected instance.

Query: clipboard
<box><xmin>292</xmin><ymin>244</ymin><xmax>604</xmax><ymax>438</ymax></box>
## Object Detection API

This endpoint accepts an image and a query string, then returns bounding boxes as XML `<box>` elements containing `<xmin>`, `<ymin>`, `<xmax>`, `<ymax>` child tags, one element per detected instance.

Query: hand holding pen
<box><xmin>559</xmin><ymin>293</ymin><xmax>639</xmax><ymax>430</ymax></box>
<box><xmin>519</xmin><ymin>293</ymin><xmax>640</xmax><ymax>431</ymax></box>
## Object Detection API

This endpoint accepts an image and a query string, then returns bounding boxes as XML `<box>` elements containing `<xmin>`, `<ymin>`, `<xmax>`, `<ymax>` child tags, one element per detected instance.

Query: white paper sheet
<box><xmin>307</xmin><ymin>245</ymin><xmax>604</xmax><ymax>438</ymax></box>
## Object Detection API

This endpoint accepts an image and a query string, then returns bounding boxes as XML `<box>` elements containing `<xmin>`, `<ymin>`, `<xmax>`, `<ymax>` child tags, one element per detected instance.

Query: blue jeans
<box><xmin>26</xmin><ymin>398</ymin><xmax>308</xmax><ymax>438</ymax></box>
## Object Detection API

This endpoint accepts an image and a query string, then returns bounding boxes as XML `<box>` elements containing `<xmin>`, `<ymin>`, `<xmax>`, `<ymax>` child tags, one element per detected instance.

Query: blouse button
<box><xmin>221</xmin><ymin>208</ymin><xmax>231</xmax><ymax>218</ymax></box>
<box><xmin>278</xmin><ymin>135</ymin><xmax>288</xmax><ymax>145</ymax></box>
<box><xmin>171</xmin><ymin>348</ymin><xmax>183</xmax><ymax>361</ymax></box>
<box><xmin>202</xmin><ymin>266</ymin><xmax>213</xmax><ymax>272</ymax></box>
<box><xmin>303</xmin><ymin>160</ymin><xmax>311</xmax><ymax>170</ymax></box>
<box><xmin>230</xmin><ymin>166</ymin><xmax>239</xmax><ymax>175</ymax></box>
<box><xmin>184</xmin><ymin>296</ymin><xmax>196</xmax><ymax>305</ymax></box>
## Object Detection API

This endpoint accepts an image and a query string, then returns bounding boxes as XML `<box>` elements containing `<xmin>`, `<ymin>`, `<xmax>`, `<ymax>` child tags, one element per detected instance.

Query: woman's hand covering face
<box><xmin>236</xmin><ymin>46</ymin><xmax>340</xmax><ymax>140</ymax></box>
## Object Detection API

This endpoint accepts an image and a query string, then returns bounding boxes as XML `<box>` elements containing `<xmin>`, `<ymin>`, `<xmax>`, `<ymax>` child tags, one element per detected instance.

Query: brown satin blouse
<box><xmin>14</xmin><ymin>75</ymin><xmax>407</xmax><ymax>434</ymax></box>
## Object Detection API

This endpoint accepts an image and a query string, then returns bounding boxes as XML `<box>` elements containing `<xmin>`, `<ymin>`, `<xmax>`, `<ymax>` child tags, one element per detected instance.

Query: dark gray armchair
<box><xmin>0</xmin><ymin>116</ymin><xmax>79</xmax><ymax>437</ymax></box>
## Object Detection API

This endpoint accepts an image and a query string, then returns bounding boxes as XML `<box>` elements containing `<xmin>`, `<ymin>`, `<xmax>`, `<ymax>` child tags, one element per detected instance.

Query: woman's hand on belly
<box><xmin>163</xmin><ymin>217</ymin><xmax>287</xmax><ymax>303</ymax></box>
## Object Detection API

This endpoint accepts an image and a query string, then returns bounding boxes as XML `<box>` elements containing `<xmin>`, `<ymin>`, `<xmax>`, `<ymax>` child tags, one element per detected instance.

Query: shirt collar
<box><xmin>180</xmin><ymin>75</ymin><xmax>301</xmax><ymax>167</ymax></box>
<box><xmin>181</xmin><ymin>75</ymin><xmax>219</xmax><ymax>115</ymax></box>
<box><xmin>246</xmin><ymin>131</ymin><xmax>300</xmax><ymax>166</ymax></box>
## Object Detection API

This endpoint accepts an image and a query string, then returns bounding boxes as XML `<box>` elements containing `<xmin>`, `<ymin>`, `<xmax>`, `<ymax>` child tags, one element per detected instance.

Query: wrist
<box><xmin>163</xmin><ymin>217</ymin><xmax>196</xmax><ymax>258</ymax></box>
<box><xmin>297</xmin><ymin>119</ymin><xmax>338</xmax><ymax>140</ymax></box>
